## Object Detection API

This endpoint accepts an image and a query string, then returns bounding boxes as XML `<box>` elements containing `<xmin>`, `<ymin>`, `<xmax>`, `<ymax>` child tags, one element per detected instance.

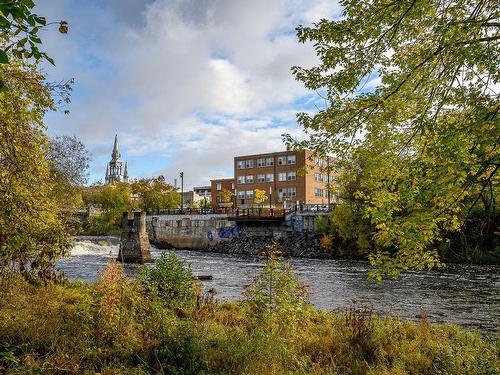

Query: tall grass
<box><xmin>0</xmin><ymin>253</ymin><xmax>498</xmax><ymax>374</ymax></box>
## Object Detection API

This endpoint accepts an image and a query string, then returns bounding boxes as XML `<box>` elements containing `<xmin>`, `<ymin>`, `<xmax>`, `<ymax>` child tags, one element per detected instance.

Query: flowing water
<box><xmin>59</xmin><ymin>236</ymin><xmax>500</xmax><ymax>336</ymax></box>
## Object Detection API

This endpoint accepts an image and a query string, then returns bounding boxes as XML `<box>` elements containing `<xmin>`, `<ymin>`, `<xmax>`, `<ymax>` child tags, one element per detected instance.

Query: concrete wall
<box><xmin>147</xmin><ymin>212</ymin><xmax>328</xmax><ymax>250</ymax></box>
<box><xmin>148</xmin><ymin>216</ymin><xmax>237</xmax><ymax>250</ymax></box>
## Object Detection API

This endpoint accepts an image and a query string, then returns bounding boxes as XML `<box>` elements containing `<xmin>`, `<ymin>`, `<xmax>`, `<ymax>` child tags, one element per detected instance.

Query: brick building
<box><xmin>233</xmin><ymin>150</ymin><xmax>334</xmax><ymax>208</ymax></box>
<box><xmin>210</xmin><ymin>178</ymin><xmax>235</xmax><ymax>208</ymax></box>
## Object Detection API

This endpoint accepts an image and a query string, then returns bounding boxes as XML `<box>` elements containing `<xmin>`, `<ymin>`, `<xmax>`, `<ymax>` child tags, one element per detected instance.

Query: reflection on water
<box><xmin>58</xmin><ymin>237</ymin><xmax>500</xmax><ymax>335</ymax></box>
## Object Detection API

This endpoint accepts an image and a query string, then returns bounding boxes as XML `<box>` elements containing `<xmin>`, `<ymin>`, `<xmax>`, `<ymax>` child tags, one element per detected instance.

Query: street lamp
<box><xmin>269</xmin><ymin>185</ymin><xmax>272</xmax><ymax>209</ymax></box>
<box><xmin>180</xmin><ymin>171</ymin><xmax>184</xmax><ymax>212</ymax></box>
<box><xmin>326</xmin><ymin>157</ymin><xmax>331</xmax><ymax>208</ymax></box>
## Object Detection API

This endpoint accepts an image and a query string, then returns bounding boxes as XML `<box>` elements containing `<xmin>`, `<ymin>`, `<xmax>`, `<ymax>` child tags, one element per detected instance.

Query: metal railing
<box><xmin>146</xmin><ymin>207</ymin><xmax>233</xmax><ymax>216</ymax></box>
<box><xmin>292</xmin><ymin>203</ymin><xmax>335</xmax><ymax>213</ymax></box>
<box><xmin>231</xmin><ymin>208</ymin><xmax>290</xmax><ymax>219</ymax></box>
<box><xmin>146</xmin><ymin>204</ymin><xmax>334</xmax><ymax>217</ymax></box>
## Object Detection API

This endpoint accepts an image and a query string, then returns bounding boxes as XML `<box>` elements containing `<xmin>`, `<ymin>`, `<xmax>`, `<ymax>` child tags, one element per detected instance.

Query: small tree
<box><xmin>244</xmin><ymin>245</ymin><xmax>309</xmax><ymax>334</ymax></box>
<box><xmin>254</xmin><ymin>189</ymin><xmax>268</xmax><ymax>207</ymax></box>
<box><xmin>219</xmin><ymin>188</ymin><xmax>234</xmax><ymax>207</ymax></box>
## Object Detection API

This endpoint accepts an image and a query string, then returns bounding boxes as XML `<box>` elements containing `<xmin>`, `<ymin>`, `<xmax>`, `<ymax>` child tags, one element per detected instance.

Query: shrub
<box><xmin>137</xmin><ymin>252</ymin><xmax>198</xmax><ymax>306</ymax></box>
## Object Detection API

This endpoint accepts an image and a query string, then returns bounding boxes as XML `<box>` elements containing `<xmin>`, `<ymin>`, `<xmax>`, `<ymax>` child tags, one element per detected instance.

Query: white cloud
<box><xmin>38</xmin><ymin>0</ymin><xmax>342</xmax><ymax>187</ymax></box>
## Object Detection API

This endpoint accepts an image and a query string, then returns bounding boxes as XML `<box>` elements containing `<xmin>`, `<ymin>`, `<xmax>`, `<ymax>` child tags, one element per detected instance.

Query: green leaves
<box><xmin>1</xmin><ymin>62</ymin><xmax>71</xmax><ymax>279</ymax></box>
<box><xmin>291</xmin><ymin>0</ymin><xmax>500</xmax><ymax>279</ymax></box>
<box><xmin>0</xmin><ymin>49</ymin><xmax>8</xmax><ymax>63</ymax></box>
<box><xmin>0</xmin><ymin>0</ymin><xmax>67</xmax><ymax>95</ymax></box>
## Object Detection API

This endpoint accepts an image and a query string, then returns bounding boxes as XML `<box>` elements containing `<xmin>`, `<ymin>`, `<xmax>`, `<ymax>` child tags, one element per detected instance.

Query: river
<box><xmin>59</xmin><ymin>237</ymin><xmax>500</xmax><ymax>336</ymax></box>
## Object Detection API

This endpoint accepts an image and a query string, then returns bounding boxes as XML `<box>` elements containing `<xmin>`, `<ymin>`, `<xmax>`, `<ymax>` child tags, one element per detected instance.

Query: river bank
<box><xmin>1</xmin><ymin>256</ymin><xmax>498</xmax><ymax>375</ymax></box>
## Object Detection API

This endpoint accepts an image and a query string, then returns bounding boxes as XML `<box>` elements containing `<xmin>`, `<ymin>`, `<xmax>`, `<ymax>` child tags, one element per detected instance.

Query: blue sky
<box><xmin>36</xmin><ymin>0</ymin><xmax>344</xmax><ymax>188</ymax></box>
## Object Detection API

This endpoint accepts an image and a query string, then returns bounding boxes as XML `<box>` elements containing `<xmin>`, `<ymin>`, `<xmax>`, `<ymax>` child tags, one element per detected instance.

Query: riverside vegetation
<box><xmin>0</xmin><ymin>1</ymin><xmax>499</xmax><ymax>373</ymax></box>
<box><xmin>1</xmin><ymin>252</ymin><xmax>498</xmax><ymax>375</ymax></box>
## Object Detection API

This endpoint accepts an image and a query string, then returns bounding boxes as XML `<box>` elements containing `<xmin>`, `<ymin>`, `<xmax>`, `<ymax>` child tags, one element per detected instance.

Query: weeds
<box><xmin>0</xmin><ymin>256</ymin><xmax>498</xmax><ymax>375</ymax></box>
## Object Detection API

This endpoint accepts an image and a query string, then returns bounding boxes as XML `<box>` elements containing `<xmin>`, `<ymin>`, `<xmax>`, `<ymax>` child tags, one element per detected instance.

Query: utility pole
<box><xmin>180</xmin><ymin>172</ymin><xmax>184</xmax><ymax>212</ymax></box>
<box><xmin>327</xmin><ymin>157</ymin><xmax>331</xmax><ymax>208</ymax></box>
<box><xmin>269</xmin><ymin>185</ymin><xmax>272</xmax><ymax>209</ymax></box>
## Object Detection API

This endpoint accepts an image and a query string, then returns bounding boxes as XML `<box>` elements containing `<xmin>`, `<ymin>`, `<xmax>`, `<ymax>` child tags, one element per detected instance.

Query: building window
<box><xmin>266</xmin><ymin>157</ymin><xmax>274</xmax><ymax>166</ymax></box>
<box><xmin>257</xmin><ymin>174</ymin><xmax>265</xmax><ymax>183</ymax></box>
<box><xmin>216</xmin><ymin>183</ymin><xmax>222</xmax><ymax>191</ymax></box>
<box><xmin>246</xmin><ymin>190</ymin><xmax>254</xmax><ymax>199</ymax></box>
<box><xmin>237</xmin><ymin>176</ymin><xmax>244</xmax><ymax>184</ymax></box>
<box><xmin>257</xmin><ymin>158</ymin><xmax>265</xmax><ymax>167</ymax></box>
<box><xmin>245</xmin><ymin>175</ymin><xmax>254</xmax><ymax>184</ymax></box>
<box><xmin>237</xmin><ymin>191</ymin><xmax>244</xmax><ymax>199</ymax></box>
<box><xmin>266</xmin><ymin>173</ymin><xmax>274</xmax><ymax>182</ymax></box>
<box><xmin>287</xmin><ymin>171</ymin><xmax>296</xmax><ymax>181</ymax></box>
<box><xmin>314</xmin><ymin>173</ymin><xmax>324</xmax><ymax>182</ymax></box>
<box><xmin>287</xmin><ymin>155</ymin><xmax>296</xmax><ymax>164</ymax></box>
<box><xmin>278</xmin><ymin>172</ymin><xmax>287</xmax><ymax>181</ymax></box>
<box><xmin>277</xmin><ymin>156</ymin><xmax>286</xmax><ymax>165</ymax></box>
<box><xmin>245</xmin><ymin>159</ymin><xmax>254</xmax><ymax>168</ymax></box>
<box><xmin>237</xmin><ymin>160</ymin><xmax>244</xmax><ymax>169</ymax></box>
<box><xmin>314</xmin><ymin>157</ymin><xmax>322</xmax><ymax>167</ymax></box>
<box><xmin>278</xmin><ymin>188</ymin><xmax>286</xmax><ymax>198</ymax></box>
<box><xmin>287</xmin><ymin>187</ymin><xmax>297</xmax><ymax>197</ymax></box>
<box><xmin>216</xmin><ymin>195</ymin><xmax>221</xmax><ymax>203</ymax></box>
<box><xmin>315</xmin><ymin>188</ymin><xmax>324</xmax><ymax>197</ymax></box>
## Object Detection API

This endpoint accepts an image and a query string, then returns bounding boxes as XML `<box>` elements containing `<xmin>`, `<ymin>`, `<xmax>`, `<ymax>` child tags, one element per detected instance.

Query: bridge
<box><xmin>145</xmin><ymin>204</ymin><xmax>334</xmax><ymax>220</ymax></box>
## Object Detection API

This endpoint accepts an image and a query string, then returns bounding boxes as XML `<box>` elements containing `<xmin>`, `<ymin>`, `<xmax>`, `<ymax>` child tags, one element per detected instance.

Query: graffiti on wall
<box><xmin>290</xmin><ymin>215</ymin><xmax>304</xmax><ymax>231</ymax></box>
<box><xmin>207</xmin><ymin>226</ymin><xmax>242</xmax><ymax>242</ymax></box>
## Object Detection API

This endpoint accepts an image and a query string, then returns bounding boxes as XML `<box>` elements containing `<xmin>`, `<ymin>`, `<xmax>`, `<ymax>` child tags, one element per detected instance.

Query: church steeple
<box><xmin>123</xmin><ymin>161</ymin><xmax>129</xmax><ymax>183</ymax></box>
<box><xmin>105</xmin><ymin>164</ymin><xmax>110</xmax><ymax>184</ymax></box>
<box><xmin>111</xmin><ymin>134</ymin><xmax>120</xmax><ymax>160</ymax></box>
<box><xmin>105</xmin><ymin>134</ymin><xmax>129</xmax><ymax>184</ymax></box>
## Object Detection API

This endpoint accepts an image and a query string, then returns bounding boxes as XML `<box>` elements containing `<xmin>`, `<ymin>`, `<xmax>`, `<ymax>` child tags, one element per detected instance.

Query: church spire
<box><xmin>105</xmin><ymin>134</ymin><xmax>128</xmax><ymax>184</ymax></box>
<box><xmin>123</xmin><ymin>161</ymin><xmax>129</xmax><ymax>182</ymax></box>
<box><xmin>111</xmin><ymin>134</ymin><xmax>120</xmax><ymax>159</ymax></box>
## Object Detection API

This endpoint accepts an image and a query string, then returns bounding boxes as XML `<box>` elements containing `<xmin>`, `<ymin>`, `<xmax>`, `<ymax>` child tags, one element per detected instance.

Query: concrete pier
<box><xmin>117</xmin><ymin>211</ymin><xmax>152</xmax><ymax>263</ymax></box>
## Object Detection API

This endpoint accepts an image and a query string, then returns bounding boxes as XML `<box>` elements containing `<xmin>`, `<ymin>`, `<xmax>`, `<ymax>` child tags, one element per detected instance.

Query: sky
<box><xmin>36</xmin><ymin>0</ymin><xmax>343</xmax><ymax>189</ymax></box>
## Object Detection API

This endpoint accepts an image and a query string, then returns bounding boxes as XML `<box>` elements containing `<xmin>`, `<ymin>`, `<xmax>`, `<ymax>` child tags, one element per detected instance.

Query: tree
<box><xmin>289</xmin><ymin>0</ymin><xmax>499</xmax><ymax>281</ymax></box>
<box><xmin>0</xmin><ymin>0</ymin><xmax>68</xmax><ymax>90</ymax></box>
<box><xmin>254</xmin><ymin>189</ymin><xmax>268</xmax><ymax>207</ymax></box>
<box><xmin>219</xmin><ymin>188</ymin><xmax>234</xmax><ymax>207</ymax></box>
<box><xmin>130</xmin><ymin>176</ymin><xmax>180</xmax><ymax>211</ymax></box>
<box><xmin>84</xmin><ymin>182</ymin><xmax>137</xmax><ymax>235</ymax></box>
<box><xmin>0</xmin><ymin>60</ymin><xmax>70</xmax><ymax>279</ymax></box>
<box><xmin>48</xmin><ymin>135</ymin><xmax>90</xmax><ymax>186</ymax></box>
<box><xmin>244</xmin><ymin>246</ymin><xmax>309</xmax><ymax>333</ymax></box>
<box><xmin>47</xmin><ymin>135</ymin><xmax>90</xmax><ymax>209</ymax></box>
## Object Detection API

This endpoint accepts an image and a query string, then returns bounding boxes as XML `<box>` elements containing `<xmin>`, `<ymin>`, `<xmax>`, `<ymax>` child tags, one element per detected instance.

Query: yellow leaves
<box><xmin>319</xmin><ymin>234</ymin><xmax>333</xmax><ymax>250</ymax></box>
<box><xmin>253</xmin><ymin>189</ymin><xmax>268</xmax><ymax>206</ymax></box>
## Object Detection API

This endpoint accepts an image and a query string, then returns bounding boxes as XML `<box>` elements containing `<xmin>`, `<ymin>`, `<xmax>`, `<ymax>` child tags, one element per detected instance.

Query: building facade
<box><xmin>182</xmin><ymin>186</ymin><xmax>212</xmax><ymax>208</ymax></box>
<box><xmin>210</xmin><ymin>178</ymin><xmax>235</xmax><ymax>208</ymax></box>
<box><xmin>233</xmin><ymin>150</ymin><xmax>334</xmax><ymax>208</ymax></box>
<box><xmin>105</xmin><ymin>134</ymin><xmax>129</xmax><ymax>184</ymax></box>
<box><xmin>193</xmin><ymin>186</ymin><xmax>212</xmax><ymax>206</ymax></box>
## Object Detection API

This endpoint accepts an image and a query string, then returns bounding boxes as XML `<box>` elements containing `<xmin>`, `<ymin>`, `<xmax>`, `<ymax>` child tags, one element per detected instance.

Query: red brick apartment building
<box><xmin>233</xmin><ymin>150</ymin><xmax>335</xmax><ymax>208</ymax></box>
<box><xmin>210</xmin><ymin>178</ymin><xmax>235</xmax><ymax>208</ymax></box>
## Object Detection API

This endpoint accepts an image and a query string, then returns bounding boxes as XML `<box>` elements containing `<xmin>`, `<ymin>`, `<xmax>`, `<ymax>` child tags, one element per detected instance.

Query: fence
<box><xmin>146</xmin><ymin>204</ymin><xmax>334</xmax><ymax>217</ymax></box>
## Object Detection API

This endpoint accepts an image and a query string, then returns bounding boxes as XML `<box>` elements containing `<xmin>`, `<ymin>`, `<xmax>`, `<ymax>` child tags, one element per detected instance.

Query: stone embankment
<box><xmin>207</xmin><ymin>232</ymin><xmax>334</xmax><ymax>259</ymax></box>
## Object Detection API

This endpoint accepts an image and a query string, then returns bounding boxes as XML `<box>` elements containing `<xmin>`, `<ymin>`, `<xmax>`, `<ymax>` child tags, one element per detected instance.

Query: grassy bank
<box><xmin>0</xmin><ymin>254</ymin><xmax>498</xmax><ymax>375</ymax></box>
